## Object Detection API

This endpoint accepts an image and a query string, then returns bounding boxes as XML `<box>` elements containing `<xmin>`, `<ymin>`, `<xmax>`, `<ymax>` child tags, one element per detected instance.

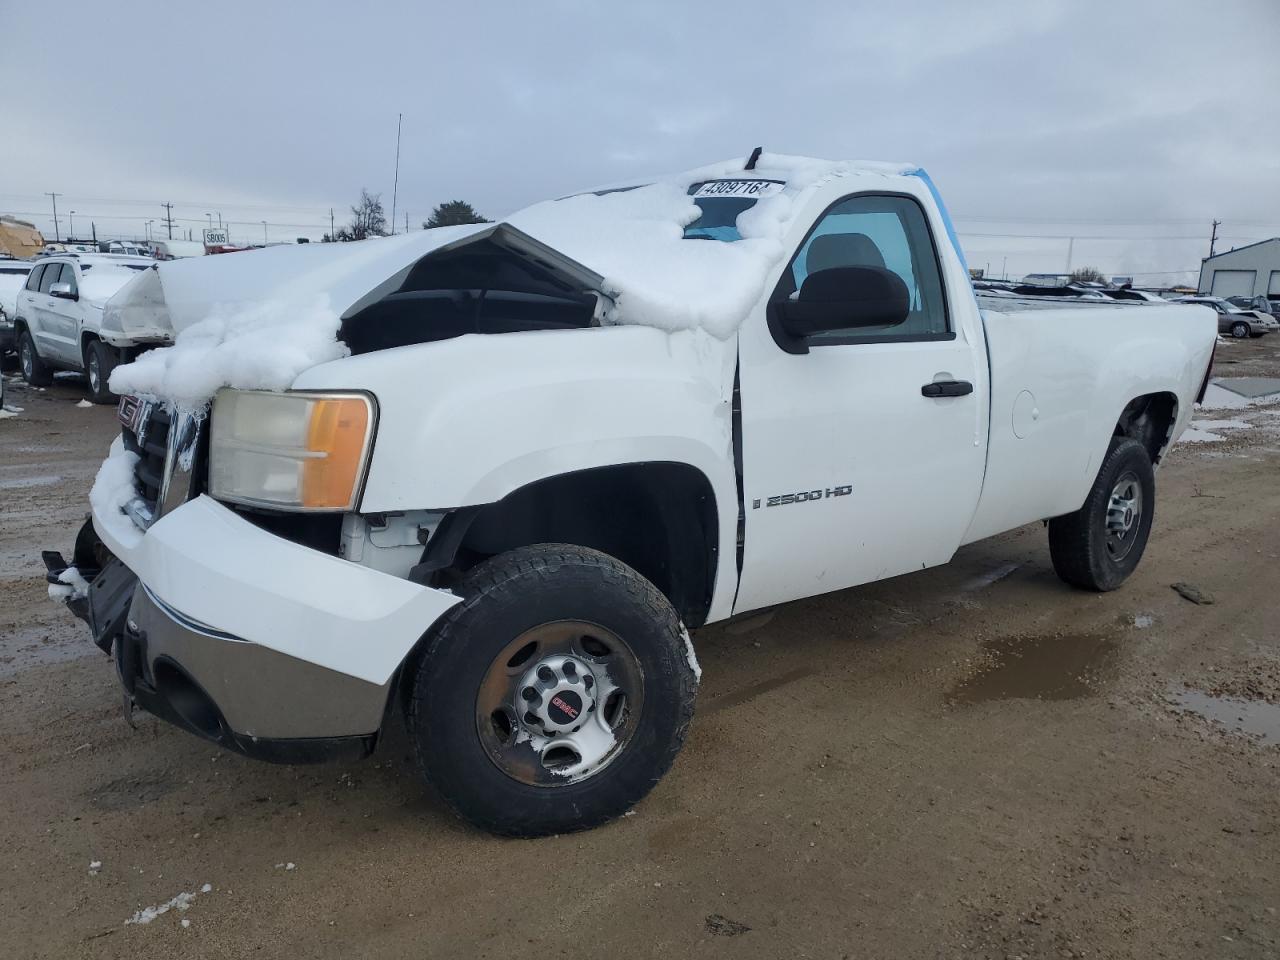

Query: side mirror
<box><xmin>769</xmin><ymin>265</ymin><xmax>910</xmax><ymax>354</ymax></box>
<box><xmin>49</xmin><ymin>282</ymin><xmax>77</xmax><ymax>300</ymax></box>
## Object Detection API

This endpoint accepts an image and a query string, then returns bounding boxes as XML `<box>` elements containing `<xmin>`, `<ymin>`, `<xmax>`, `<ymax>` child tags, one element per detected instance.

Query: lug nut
<box><xmin>521</xmin><ymin>687</ymin><xmax>538</xmax><ymax>702</ymax></box>
<box><xmin>524</xmin><ymin>712</ymin><xmax>540</xmax><ymax>725</ymax></box>
<box><xmin>563</xmin><ymin>661</ymin><xmax>577</xmax><ymax>677</ymax></box>
<box><xmin>583</xmin><ymin>674</ymin><xmax>593</xmax><ymax>689</ymax></box>
<box><xmin>537</xmin><ymin>666</ymin><xmax>554</xmax><ymax>683</ymax></box>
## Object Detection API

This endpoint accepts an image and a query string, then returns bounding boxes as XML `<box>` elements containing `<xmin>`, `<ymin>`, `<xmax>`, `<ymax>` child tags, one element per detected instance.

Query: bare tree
<box><xmin>1069</xmin><ymin>266</ymin><xmax>1106</xmax><ymax>284</ymax></box>
<box><xmin>336</xmin><ymin>189</ymin><xmax>389</xmax><ymax>241</ymax></box>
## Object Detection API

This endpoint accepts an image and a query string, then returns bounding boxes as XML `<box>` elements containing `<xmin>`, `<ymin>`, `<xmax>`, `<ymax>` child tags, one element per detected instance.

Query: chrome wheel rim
<box><xmin>475</xmin><ymin>620</ymin><xmax>643</xmax><ymax>787</ymax></box>
<box><xmin>1104</xmin><ymin>471</ymin><xmax>1142</xmax><ymax>561</ymax></box>
<box><xmin>88</xmin><ymin>351</ymin><xmax>100</xmax><ymax>392</ymax></box>
<box><xmin>1233</xmin><ymin>323</ymin><xmax>1248</xmax><ymax>338</ymax></box>
<box><xmin>20</xmin><ymin>340</ymin><xmax>32</xmax><ymax>379</ymax></box>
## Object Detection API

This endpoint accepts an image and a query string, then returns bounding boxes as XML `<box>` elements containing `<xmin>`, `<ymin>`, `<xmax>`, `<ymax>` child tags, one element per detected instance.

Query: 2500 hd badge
<box><xmin>753</xmin><ymin>484</ymin><xmax>853</xmax><ymax>509</ymax></box>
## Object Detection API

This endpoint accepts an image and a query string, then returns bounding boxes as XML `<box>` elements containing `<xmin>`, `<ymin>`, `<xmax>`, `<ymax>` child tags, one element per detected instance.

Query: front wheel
<box><xmin>405</xmin><ymin>544</ymin><xmax>698</xmax><ymax>837</ymax></box>
<box><xmin>1048</xmin><ymin>437</ymin><xmax>1155</xmax><ymax>591</ymax></box>
<box><xmin>1231</xmin><ymin>321</ymin><xmax>1250</xmax><ymax>339</ymax></box>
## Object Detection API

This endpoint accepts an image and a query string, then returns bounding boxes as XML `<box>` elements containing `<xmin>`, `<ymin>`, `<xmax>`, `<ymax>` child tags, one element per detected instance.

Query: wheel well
<box><xmin>422</xmin><ymin>463</ymin><xmax>720</xmax><ymax>628</ymax></box>
<box><xmin>1113</xmin><ymin>392</ymin><xmax>1178</xmax><ymax>465</ymax></box>
<box><xmin>81</xmin><ymin>331</ymin><xmax>99</xmax><ymax>359</ymax></box>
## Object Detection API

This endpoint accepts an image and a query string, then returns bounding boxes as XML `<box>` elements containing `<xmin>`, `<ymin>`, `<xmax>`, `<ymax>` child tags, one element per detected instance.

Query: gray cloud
<box><xmin>3</xmin><ymin>0</ymin><xmax>1277</xmax><ymax>280</ymax></box>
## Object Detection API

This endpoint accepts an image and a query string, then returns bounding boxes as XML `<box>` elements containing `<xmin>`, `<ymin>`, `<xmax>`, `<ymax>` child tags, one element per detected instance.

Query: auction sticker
<box><xmin>692</xmin><ymin>179</ymin><xmax>785</xmax><ymax>199</ymax></box>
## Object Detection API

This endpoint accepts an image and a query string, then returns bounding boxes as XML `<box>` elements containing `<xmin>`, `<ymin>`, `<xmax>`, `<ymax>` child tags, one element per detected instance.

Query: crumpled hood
<box><xmin>100</xmin><ymin>223</ymin><xmax>496</xmax><ymax>346</ymax></box>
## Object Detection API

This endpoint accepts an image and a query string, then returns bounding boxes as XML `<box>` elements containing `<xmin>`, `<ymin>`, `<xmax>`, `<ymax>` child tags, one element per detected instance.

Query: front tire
<box><xmin>406</xmin><ymin>544</ymin><xmax>698</xmax><ymax>837</ymax></box>
<box><xmin>84</xmin><ymin>339</ymin><xmax>117</xmax><ymax>404</ymax></box>
<box><xmin>1048</xmin><ymin>437</ymin><xmax>1155</xmax><ymax>591</ymax></box>
<box><xmin>18</xmin><ymin>329</ymin><xmax>53</xmax><ymax>387</ymax></box>
<box><xmin>1231</xmin><ymin>321</ymin><xmax>1249</xmax><ymax>339</ymax></box>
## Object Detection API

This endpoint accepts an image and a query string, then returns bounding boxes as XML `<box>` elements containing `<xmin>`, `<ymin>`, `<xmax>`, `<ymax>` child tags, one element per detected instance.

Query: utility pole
<box><xmin>329</xmin><ymin>208</ymin><xmax>335</xmax><ymax>240</ymax></box>
<box><xmin>45</xmin><ymin>192</ymin><xmax>62</xmax><ymax>241</ymax></box>
<box><xmin>1209</xmin><ymin>219</ymin><xmax>1221</xmax><ymax>258</ymax></box>
<box><xmin>262</xmin><ymin>221</ymin><xmax>268</xmax><ymax>244</ymax></box>
<box><xmin>405</xmin><ymin>211</ymin><xmax>409</xmax><ymax>233</ymax></box>
<box><xmin>91</xmin><ymin>222</ymin><xmax>97</xmax><ymax>245</ymax></box>
<box><xmin>69</xmin><ymin>210</ymin><xmax>76</xmax><ymax>239</ymax></box>
<box><xmin>1065</xmin><ymin>236</ymin><xmax>1075</xmax><ymax>275</ymax></box>
<box><xmin>391</xmin><ymin>112</ymin><xmax>402</xmax><ymax>234</ymax></box>
<box><xmin>162</xmin><ymin>202</ymin><xmax>175</xmax><ymax>239</ymax></box>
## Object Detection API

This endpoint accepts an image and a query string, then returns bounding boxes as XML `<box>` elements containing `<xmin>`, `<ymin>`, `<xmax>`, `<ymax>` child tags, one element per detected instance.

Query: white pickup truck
<box><xmin>48</xmin><ymin>153</ymin><xmax>1217</xmax><ymax>836</ymax></box>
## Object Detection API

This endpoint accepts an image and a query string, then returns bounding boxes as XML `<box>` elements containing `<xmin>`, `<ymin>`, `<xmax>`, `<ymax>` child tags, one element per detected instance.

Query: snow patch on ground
<box><xmin>75</xmin><ymin>399</ymin><xmax>94</xmax><ymax>409</ymax></box>
<box><xmin>0</xmin><ymin>405</ymin><xmax>21</xmax><ymax>418</ymax></box>
<box><xmin>1181</xmin><ymin>427</ymin><xmax>1224</xmax><ymax>443</ymax></box>
<box><xmin>680</xmin><ymin>626</ymin><xmax>702</xmax><ymax>682</ymax></box>
<box><xmin>1199</xmin><ymin>383</ymin><xmax>1279</xmax><ymax>411</ymax></box>
<box><xmin>124</xmin><ymin>884</ymin><xmax>210</xmax><ymax>926</ymax></box>
<box><xmin>90</xmin><ymin>437</ymin><xmax>143</xmax><ymax>550</ymax></box>
<box><xmin>110</xmin><ymin>294</ymin><xmax>347</xmax><ymax>408</ymax></box>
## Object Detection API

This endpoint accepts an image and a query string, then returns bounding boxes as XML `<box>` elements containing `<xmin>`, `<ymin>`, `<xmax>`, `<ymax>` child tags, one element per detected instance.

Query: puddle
<box><xmin>947</xmin><ymin>634</ymin><xmax>1118</xmax><ymax>705</ymax></box>
<box><xmin>1169</xmin><ymin>687</ymin><xmax>1280</xmax><ymax>746</ymax></box>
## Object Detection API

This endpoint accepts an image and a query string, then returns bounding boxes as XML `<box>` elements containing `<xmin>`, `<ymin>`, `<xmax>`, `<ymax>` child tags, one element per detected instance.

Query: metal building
<box><xmin>1197</xmin><ymin>237</ymin><xmax>1280</xmax><ymax>299</ymax></box>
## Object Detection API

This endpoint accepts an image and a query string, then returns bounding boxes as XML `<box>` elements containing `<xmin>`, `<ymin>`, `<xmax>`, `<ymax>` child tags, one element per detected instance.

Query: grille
<box><xmin>121</xmin><ymin>403</ymin><xmax>172</xmax><ymax>515</ymax></box>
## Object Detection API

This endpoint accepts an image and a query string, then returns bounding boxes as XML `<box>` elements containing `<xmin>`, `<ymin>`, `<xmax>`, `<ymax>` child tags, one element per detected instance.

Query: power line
<box><xmin>161</xmin><ymin>202</ymin><xmax>175</xmax><ymax>240</ymax></box>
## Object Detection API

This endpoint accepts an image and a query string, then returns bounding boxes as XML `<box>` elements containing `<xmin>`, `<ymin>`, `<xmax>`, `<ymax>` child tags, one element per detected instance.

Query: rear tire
<box><xmin>405</xmin><ymin>544</ymin><xmax>698</xmax><ymax>837</ymax></box>
<box><xmin>18</xmin><ymin>329</ymin><xmax>52</xmax><ymax>387</ymax></box>
<box><xmin>1231</xmin><ymin>321</ymin><xmax>1249</xmax><ymax>339</ymax></box>
<box><xmin>1049</xmin><ymin>437</ymin><xmax>1154</xmax><ymax>592</ymax></box>
<box><xmin>84</xmin><ymin>340</ymin><xmax>117</xmax><ymax>405</ymax></box>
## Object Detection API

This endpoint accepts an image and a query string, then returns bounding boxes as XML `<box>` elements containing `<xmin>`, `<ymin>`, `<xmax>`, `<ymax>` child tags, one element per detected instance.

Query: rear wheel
<box><xmin>1049</xmin><ymin>437</ymin><xmax>1155</xmax><ymax>591</ymax></box>
<box><xmin>84</xmin><ymin>340</ymin><xmax>117</xmax><ymax>405</ymax></box>
<box><xmin>405</xmin><ymin>544</ymin><xmax>698</xmax><ymax>837</ymax></box>
<box><xmin>18</xmin><ymin>329</ymin><xmax>52</xmax><ymax>387</ymax></box>
<box><xmin>1231</xmin><ymin>321</ymin><xmax>1249</xmax><ymax>339</ymax></box>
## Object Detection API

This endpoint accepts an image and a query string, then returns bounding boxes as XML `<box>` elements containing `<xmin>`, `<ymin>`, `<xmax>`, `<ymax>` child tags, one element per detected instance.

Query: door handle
<box><xmin>921</xmin><ymin>379</ymin><xmax>973</xmax><ymax>398</ymax></box>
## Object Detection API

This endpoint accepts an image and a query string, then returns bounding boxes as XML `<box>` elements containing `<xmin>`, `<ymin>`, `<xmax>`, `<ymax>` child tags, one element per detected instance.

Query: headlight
<box><xmin>209</xmin><ymin>389</ymin><xmax>375</xmax><ymax>511</ymax></box>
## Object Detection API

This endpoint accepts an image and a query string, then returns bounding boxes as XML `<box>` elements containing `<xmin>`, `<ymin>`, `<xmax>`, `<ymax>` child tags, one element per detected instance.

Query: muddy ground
<box><xmin>1</xmin><ymin>338</ymin><xmax>1278</xmax><ymax>959</ymax></box>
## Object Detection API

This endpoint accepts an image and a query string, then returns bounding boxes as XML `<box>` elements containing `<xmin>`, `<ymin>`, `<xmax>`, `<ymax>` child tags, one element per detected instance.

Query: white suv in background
<box><xmin>14</xmin><ymin>254</ymin><xmax>154</xmax><ymax>403</ymax></box>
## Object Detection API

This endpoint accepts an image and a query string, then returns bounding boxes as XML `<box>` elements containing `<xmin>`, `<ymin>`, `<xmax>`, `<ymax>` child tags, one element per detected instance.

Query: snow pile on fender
<box><xmin>110</xmin><ymin>294</ymin><xmax>347</xmax><ymax>409</ymax></box>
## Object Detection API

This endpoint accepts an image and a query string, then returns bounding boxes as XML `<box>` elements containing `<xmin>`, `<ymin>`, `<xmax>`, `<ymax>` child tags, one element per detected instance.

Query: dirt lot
<box><xmin>2</xmin><ymin>340</ymin><xmax>1279</xmax><ymax>959</ymax></box>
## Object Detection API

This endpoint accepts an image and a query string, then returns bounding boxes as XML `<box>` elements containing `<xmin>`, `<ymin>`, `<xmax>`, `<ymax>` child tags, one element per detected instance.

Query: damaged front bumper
<box><xmin>50</xmin><ymin>492</ymin><xmax>461</xmax><ymax>763</ymax></box>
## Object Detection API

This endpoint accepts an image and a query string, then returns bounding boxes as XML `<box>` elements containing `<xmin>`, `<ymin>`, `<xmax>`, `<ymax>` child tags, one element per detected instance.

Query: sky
<box><xmin>3</xmin><ymin>0</ymin><xmax>1278</xmax><ymax>283</ymax></box>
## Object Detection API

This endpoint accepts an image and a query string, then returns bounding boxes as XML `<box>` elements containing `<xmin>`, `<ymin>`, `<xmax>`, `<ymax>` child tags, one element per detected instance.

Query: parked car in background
<box><xmin>106</xmin><ymin>241</ymin><xmax>148</xmax><ymax>256</ymax></box>
<box><xmin>150</xmin><ymin>239</ymin><xmax>206</xmax><ymax>260</ymax></box>
<box><xmin>0</xmin><ymin>258</ymin><xmax>34</xmax><ymax>356</ymax></box>
<box><xmin>1175</xmin><ymin>295</ymin><xmax>1279</xmax><ymax>337</ymax></box>
<box><xmin>13</xmin><ymin>255</ymin><xmax>154</xmax><ymax>401</ymax></box>
<box><xmin>1107</xmin><ymin>288</ymin><xmax>1166</xmax><ymax>302</ymax></box>
<box><xmin>1226</xmin><ymin>295</ymin><xmax>1279</xmax><ymax>319</ymax></box>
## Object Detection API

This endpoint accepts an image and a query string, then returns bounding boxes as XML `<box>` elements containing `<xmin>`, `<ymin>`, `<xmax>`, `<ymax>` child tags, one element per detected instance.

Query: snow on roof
<box><xmin>109</xmin><ymin>154</ymin><xmax>918</xmax><ymax>404</ymax></box>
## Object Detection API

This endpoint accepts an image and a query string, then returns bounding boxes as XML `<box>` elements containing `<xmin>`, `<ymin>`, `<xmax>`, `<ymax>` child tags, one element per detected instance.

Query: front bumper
<box><xmin>61</xmin><ymin>489</ymin><xmax>461</xmax><ymax>758</ymax></box>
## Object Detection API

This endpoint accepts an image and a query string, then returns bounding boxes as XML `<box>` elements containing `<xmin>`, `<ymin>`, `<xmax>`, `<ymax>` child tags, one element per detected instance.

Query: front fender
<box><xmin>292</xmin><ymin>322</ymin><xmax>739</xmax><ymax>515</ymax></box>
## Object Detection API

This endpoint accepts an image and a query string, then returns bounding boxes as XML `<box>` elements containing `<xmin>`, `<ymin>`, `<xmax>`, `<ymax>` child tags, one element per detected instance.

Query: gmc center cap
<box><xmin>548</xmin><ymin>691</ymin><xmax>583</xmax><ymax>725</ymax></box>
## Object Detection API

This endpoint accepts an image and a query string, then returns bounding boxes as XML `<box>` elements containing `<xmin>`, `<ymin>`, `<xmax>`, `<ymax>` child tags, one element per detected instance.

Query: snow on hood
<box><xmin>107</xmin><ymin>153</ymin><xmax>915</xmax><ymax>405</ymax></box>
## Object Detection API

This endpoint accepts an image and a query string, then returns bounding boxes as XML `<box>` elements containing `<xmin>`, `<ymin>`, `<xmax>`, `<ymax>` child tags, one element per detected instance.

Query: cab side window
<box><xmin>25</xmin><ymin>264</ymin><xmax>45</xmax><ymax>291</ymax></box>
<box><xmin>780</xmin><ymin>195</ymin><xmax>949</xmax><ymax>343</ymax></box>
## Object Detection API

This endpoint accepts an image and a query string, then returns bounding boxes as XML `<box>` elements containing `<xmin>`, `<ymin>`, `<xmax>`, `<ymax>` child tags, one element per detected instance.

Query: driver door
<box><xmin>734</xmin><ymin>191</ymin><xmax>987</xmax><ymax>613</ymax></box>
